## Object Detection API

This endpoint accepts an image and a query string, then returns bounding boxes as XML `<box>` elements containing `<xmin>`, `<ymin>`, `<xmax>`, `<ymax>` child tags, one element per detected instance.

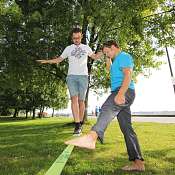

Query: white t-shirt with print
<box><xmin>60</xmin><ymin>44</ymin><xmax>93</xmax><ymax>75</ymax></box>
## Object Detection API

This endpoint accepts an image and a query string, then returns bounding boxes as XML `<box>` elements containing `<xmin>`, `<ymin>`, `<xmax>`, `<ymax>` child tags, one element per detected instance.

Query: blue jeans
<box><xmin>66</xmin><ymin>75</ymin><xmax>88</xmax><ymax>100</ymax></box>
<box><xmin>92</xmin><ymin>88</ymin><xmax>144</xmax><ymax>161</ymax></box>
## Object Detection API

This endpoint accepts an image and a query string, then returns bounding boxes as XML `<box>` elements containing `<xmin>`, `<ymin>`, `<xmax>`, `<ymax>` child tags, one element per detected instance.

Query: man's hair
<box><xmin>102</xmin><ymin>40</ymin><xmax>119</xmax><ymax>49</ymax></box>
<box><xmin>71</xmin><ymin>28</ymin><xmax>82</xmax><ymax>35</ymax></box>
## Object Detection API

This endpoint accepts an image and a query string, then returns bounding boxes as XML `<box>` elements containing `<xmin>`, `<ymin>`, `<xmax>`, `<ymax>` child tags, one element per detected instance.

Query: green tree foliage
<box><xmin>70</xmin><ymin>0</ymin><xmax>174</xmax><ymax>118</ymax></box>
<box><xmin>0</xmin><ymin>0</ymin><xmax>70</xmax><ymax>117</ymax></box>
<box><xmin>0</xmin><ymin>0</ymin><xmax>174</xmax><ymax>118</ymax></box>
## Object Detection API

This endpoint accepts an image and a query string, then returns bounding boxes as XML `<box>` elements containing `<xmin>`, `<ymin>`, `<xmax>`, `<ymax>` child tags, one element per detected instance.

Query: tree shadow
<box><xmin>0</xmin><ymin>116</ymin><xmax>31</xmax><ymax>122</ymax></box>
<box><xmin>62</xmin><ymin>146</ymin><xmax>175</xmax><ymax>175</ymax></box>
<box><xmin>1</xmin><ymin>120</ymin><xmax>175</xmax><ymax>175</ymax></box>
<box><xmin>0</xmin><ymin>120</ymin><xmax>75</xmax><ymax>175</ymax></box>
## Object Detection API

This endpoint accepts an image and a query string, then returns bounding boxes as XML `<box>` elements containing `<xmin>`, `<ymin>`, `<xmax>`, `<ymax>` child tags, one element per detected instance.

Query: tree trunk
<box><xmin>39</xmin><ymin>107</ymin><xmax>42</xmax><ymax>118</ymax></box>
<box><xmin>84</xmin><ymin>84</ymin><xmax>90</xmax><ymax>122</ymax></box>
<box><xmin>25</xmin><ymin>110</ymin><xmax>28</xmax><ymax>119</ymax></box>
<box><xmin>82</xmin><ymin>12</ymin><xmax>89</xmax><ymax>122</ymax></box>
<box><xmin>39</xmin><ymin>106</ymin><xmax>45</xmax><ymax>118</ymax></box>
<box><xmin>13</xmin><ymin>108</ymin><xmax>18</xmax><ymax>118</ymax></box>
<box><xmin>81</xmin><ymin>14</ymin><xmax>99</xmax><ymax>121</ymax></box>
<box><xmin>32</xmin><ymin>108</ymin><xmax>36</xmax><ymax>119</ymax></box>
<box><xmin>82</xmin><ymin>12</ymin><xmax>88</xmax><ymax>45</ymax></box>
<box><xmin>84</xmin><ymin>41</ymin><xmax>101</xmax><ymax>120</ymax></box>
<box><xmin>52</xmin><ymin>108</ymin><xmax>55</xmax><ymax>117</ymax></box>
<box><xmin>41</xmin><ymin>106</ymin><xmax>44</xmax><ymax>118</ymax></box>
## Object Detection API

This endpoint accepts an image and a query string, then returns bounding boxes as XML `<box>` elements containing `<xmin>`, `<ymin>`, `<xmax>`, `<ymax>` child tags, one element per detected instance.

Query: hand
<box><xmin>98</xmin><ymin>50</ymin><xmax>104</xmax><ymax>56</ymax></box>
<box><xmin>114</xmin><ymin>93</ymin><xmax>125</xmax><ymax>105</ymax></box>
<box><xmin>106</xmin><ymin>57</ymin><xmax>111</xmax><ymax>61</ymax></box>
<box><xmin>36</xmin><ymin>60</ymin><xmax>50</xmax><ymax>64</ymax></box>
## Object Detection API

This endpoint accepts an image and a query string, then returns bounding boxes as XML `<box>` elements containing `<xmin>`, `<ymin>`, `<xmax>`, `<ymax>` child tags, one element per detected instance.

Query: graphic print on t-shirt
<box><xmin>71</xmin><ymin>46</ymin><xmax>87</xmax><ymax>59</ymax></box>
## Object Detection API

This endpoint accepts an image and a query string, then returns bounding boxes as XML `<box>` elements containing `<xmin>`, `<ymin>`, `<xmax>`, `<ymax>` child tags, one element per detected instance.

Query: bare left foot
<box><xmin>122</xmin><ymin>160</ymin><xmax>145</xmax><ymax>172</ymax></box>
<box><xmin>65</xmin><ymin>134</ymin><xmax>96</xmax><ymax>150</ymax></box>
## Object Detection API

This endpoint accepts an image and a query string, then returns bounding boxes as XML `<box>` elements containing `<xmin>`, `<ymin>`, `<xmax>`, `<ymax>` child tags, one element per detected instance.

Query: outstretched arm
<box><xmin>36</xmin><ymin>56</ymin><xmax>64</xmax><ymax>64</ymax></box>
<box><xmin>89</xmin><ymin>51</ymin><xmax>103</xmax><ymax>60</ymax></box>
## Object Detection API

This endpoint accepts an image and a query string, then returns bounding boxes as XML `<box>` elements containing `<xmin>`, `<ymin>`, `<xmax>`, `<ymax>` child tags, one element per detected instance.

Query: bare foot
<box><xmin>134</xmin><ymin>159</ymin><xmax>145</xmax><ymax>171</ymax></box>
<box><xmin>122</xmin><ymin>160</ymin><xmax>145</xmax><ymax>172</ymax></box>
<box><xmin>65</xmin><ymin>132</ymin><xmax>97</xmax><ymax>150</ymax></box>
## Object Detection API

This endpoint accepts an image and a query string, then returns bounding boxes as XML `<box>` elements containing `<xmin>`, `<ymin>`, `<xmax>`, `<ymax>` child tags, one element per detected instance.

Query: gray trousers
<box><xmin>91</xmin><ymin>88</ymin><xmax>144</xmax><ymax>161</ymax></box>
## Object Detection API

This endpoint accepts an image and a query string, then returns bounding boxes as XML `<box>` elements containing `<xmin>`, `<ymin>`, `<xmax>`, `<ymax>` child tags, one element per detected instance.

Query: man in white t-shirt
<box><xmin>37</xmin><ymin>28</ymin><xmax>103</xmax><ymax>136</ymax></box>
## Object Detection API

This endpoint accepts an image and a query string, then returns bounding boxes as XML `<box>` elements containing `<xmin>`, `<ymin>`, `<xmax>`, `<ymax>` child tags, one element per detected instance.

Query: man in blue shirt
<box><xmin>65</xmin><ymin>41</ymin><xmax>145</xmax><ymax>172</ymax></box>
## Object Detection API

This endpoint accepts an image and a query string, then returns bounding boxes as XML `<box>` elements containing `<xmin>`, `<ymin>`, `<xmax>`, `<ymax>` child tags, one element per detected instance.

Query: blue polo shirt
<box><xmin>110</xmin><ymin>51</ymin><xmax>135</xmax><ymax>91</ymax></box>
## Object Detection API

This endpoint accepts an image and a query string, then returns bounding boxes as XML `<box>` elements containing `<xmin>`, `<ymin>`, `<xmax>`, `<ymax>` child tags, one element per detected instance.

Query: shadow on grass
<box><xmin>0</xmin><ymin>116</ymin><xmax>31</xmax><ymax>122</ymax></box>
<box><xmin>0</xmin><ymin>116</ymin><xmax>65</xmax><ymax>122</ymax></box>
<box><xmin>62</xmin><ymin>120</ymin><xmax>92</xmax><ymax>128</ymax></box>
<box><xmin>0</xmin><ymin>120</ymin><xmax>74</xmax><ymax>175</ymax></box>
<box><xmin>1</xmin><ymin>119</ymin><xmax>175</xmax><ymax>175</ymax></box>
<box><xmin>61</xmin><ymin>141</ymin><xmax>175</xmax><ymax>175</ymax></box>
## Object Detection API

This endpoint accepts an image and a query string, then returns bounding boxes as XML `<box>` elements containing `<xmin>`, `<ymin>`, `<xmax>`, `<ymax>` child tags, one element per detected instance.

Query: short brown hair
<box><xmin>71</xmin><ymin>28</ymin><xmax>82</xmax><ymax>35</ymax></box>
<box><xmin>102</xmin><ymin>40</ymin><xmax>119</xmax><ymax>49</ymax></box>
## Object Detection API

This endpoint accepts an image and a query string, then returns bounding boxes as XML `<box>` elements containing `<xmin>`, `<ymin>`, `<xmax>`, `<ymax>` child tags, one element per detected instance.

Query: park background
<box><xmin>0</xmin><ymin>0</ymin><xmax>175</xmax><ymax>175</ymax></box>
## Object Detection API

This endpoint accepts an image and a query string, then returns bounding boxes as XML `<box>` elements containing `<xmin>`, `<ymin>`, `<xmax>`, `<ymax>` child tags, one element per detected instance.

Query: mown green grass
<box><xmin>0</xmin><ymin>117</ymin><xmax>175</xmax><ymax>175</ymax></box>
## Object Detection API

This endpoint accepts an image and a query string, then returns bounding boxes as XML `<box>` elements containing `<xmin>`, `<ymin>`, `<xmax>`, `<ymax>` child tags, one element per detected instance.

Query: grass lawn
<box><xmin>0</xmin><ymin>117</ymin><xmax>175</xmax><ymax>175</ymax></box>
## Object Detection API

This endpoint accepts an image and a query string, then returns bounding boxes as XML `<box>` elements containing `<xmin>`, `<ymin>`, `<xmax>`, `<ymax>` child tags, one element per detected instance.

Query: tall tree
<box><xmin>0</xmin><ymin>0</ymin><xmax>174</xmax><ymax>119</ymax></box>
<box><xmin>0</xmin><ymin>0</ymin><xmax>71</xmax><ymax>116</ymax></box>
<box><xmin>71</xmin><ymin>0</ymin><xmax>175</xmax><ymax>119</ymax></box>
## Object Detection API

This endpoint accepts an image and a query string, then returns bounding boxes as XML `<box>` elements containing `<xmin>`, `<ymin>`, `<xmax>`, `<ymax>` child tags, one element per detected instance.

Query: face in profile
<box><xmin>72</xmin><ymin>32</ymin><xmax>82</xmax><ymax>45</ymax></box>
<box><xmin>103</xmin><ymin>46</ymin><xmax>116</xmax><ymax>59</ymax></box>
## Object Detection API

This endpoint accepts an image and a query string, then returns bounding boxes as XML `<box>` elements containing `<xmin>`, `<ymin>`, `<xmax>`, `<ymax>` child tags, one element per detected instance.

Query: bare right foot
<box><xmin>65</xmin><ymin>132</ymin><xmax>97</xmax><ymax>149</ymax></box>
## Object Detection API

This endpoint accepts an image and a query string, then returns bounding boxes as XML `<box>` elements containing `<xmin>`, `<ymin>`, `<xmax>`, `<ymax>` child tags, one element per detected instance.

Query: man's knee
<box><xmin>78</xmin><ymin>99</ymin><xmax>85</xmax><ymax>106</ymax></box>
<box><xmin>71</xmin><ymin>96</ymin><xmax>79</xmax><ymax>103</ymax></box>
<box><xmin>118</xmin><ymin>120</ymin><xmax>135</xmax><ymax>135</ymax></box>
